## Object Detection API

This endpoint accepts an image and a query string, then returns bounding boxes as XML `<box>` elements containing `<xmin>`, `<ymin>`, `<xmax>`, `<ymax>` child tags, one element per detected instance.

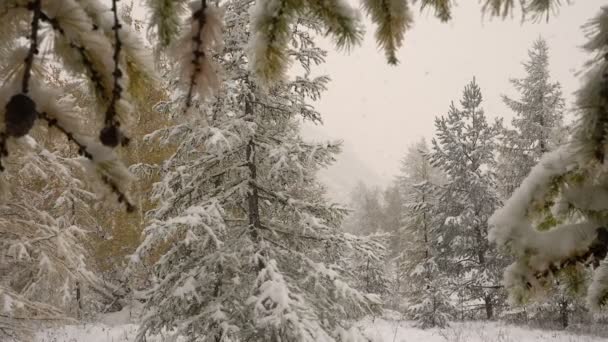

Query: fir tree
<box><xmin>496</xmin><ymin>37</ymin><xmax>574</xmax><ymax>325</ymax></box>
<box><xmin>351</xmin><ymin>233</ymin><xmax>391</xmax><ymax>298</ymax></box>
<box><xmin>430</xmin><ymin>79</ymin><xmax>504</xmax><ymax>319</ymax></box>
<box><xmin>398</xmin><ymin>139</ymin><xmax>450</xmax><ymax>328</ymax></box>
<box><xmin>133</xmin><ymin>3</ymin><xmax>380</xmax><ymax>341</ymax></box>
<box><xmin>498</xmin><ymin>37</ymin><xmax>565</xmax><ymax>197</ymax></box>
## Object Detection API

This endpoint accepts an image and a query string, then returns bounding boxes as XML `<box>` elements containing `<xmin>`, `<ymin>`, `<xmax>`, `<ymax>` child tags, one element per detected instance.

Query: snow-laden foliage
<box><xmin>0</xmin><ymin>137</ymin><xmax>121</xmax><ymax>341</ymax></box>
<box><xmin>497</xmin><ymin>37</ymin><xmax>565</xmax><ymax>197</ymax></box>
<box><xmin>0</xmin><ymin>0</ymin><xmax>156</xmax><ymax>210</ymax></box>
<box><xmin>490</xmin><ymin>7</ymin><xmax>608</xmax><ymax>312</ymax></box>
<box><xmin>430</xmin><ymin>79</ymin><xmax>505</xmax><ymax>319</ymax></box>
<box><xmin>397</xmin><ymin>139</ymin><xmax>451</xmax><ymax>328</ymax></box>
<box><xmin>493</xmin><ymin>37</ymin><xmax>579</xmax><ymax>325</ymax></box>
<box><xmin>0</xmin><ymin>0</ymin><xmax>575</xmax><ymax>209</ymax></box>
<box><xmin>362</xmin><ymin>0</ymin><xmax>413</xmax><ymax>64</ymax></box>
<box><xmin>350</xmin><ymin>233</ymin><xmax>391</xmax><ymax>297</ymax></box>
<box><xmin>133</xmin><ymin>2</ymin><xmax>381</xmax><ymax>341</ymax></box>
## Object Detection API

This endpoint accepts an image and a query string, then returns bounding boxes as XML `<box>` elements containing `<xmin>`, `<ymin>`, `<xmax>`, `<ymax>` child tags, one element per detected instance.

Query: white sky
<box><xmin>302</xmin><ymin>1</ymin><xmax>602</xmax><ymax>190</ymax></box>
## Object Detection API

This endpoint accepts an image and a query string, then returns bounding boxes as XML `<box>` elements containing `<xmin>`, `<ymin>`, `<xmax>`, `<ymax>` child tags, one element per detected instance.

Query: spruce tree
<box><xmin>498</xmin><ymin>37</ymin><xmax>565</xmax><ymax>197</ymax></box>
<box><xmin>495</xmin><ymin>37</ymin><xmax>576</xmax><ymax>326</ymax></box>
<box><xmin>430</xmin><ymin>79</ymin><xmax>504</xmax><ymax>319</ymax></box>
<box><xmin>133</xmin><ymin>2</ymin><xmax>380</xmax><ymax>340</ymax></box>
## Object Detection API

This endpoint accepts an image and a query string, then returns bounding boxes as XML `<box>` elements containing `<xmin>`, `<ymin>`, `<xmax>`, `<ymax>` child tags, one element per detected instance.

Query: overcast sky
<box><xmin>302</xmin><ymin>1</ymin><xmax>601</xmax><ymax>193</ymax></box>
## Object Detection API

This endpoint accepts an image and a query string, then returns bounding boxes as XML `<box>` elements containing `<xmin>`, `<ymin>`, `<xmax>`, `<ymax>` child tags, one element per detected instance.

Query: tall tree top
<box><xmin>503</xmin><ymin>37</ymin><xmax>564</xmax><ymax>138</ymax></box>
<box><xmin>461</xmin><ymin>77</ymin><xmax>483</xmax><ymax>110</ymax></box>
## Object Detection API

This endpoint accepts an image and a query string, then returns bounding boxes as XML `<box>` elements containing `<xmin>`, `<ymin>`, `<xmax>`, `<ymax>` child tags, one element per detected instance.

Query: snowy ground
<box><xmin>34</xmin><ymin>317</ymin><xmax>608</xmax><ymax>342</ymax></box>
<box><xmin>356</xmin><ymin>317</ymin><xmax>607</xmax><ymax>342</ymax></box>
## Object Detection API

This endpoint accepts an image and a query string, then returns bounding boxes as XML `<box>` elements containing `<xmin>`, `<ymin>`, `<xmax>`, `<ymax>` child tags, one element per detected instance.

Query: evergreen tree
<box><xmin>489</xmin><ymin>8</ymin><xmax>608</xmax><ymax>312</ymax></box>
<box><xmin>398</xmin><ymin>139</ymin><xmax>450</xmax><ymax>327</ymax></box>
<box><xmin>498</xmin><ymin>37</ymin><xmax>565</xmax><ymax>197</ymax></box>
<box><xmin>351</xmin><ymin>233</ymin><xmax>391</xmax><ymax>298</ymax></box>
<box><xmin>495</xmin><ymin>37</ymin><xmax>577</xmax><ymax>326</ymax></box>
<box><xmin>0</xmin><ymin>136</ymin><xmax>121</xmax><ymax>341</ymax></box>
<box><xmin>133</xmin><ymin>3</ymin><xmax>380</xmax><ymax>341</ymax></box>
<box><xmin>430</xmin><ymin>79</ymin><xmax>504</xmax><ymax>320</ymax></box>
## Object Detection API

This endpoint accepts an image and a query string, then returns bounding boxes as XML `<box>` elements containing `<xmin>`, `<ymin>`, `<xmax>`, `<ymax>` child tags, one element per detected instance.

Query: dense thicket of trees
<box><xmin>343</xmin><ymin>37</ymin><xmax>598</xmax><ymax>328</ymax></box>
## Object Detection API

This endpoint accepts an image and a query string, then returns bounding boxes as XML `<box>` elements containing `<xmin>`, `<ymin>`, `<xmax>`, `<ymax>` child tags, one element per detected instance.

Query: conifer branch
<box><xmin>38</xmin><ymin>112</ymin><xmax>92</xmax><ymax>160</ymax></box>
<box><xmin>38</xmin><ymin>11</ymin><xmax>108</xmax><ymax>101</ymax></box>
<box><xmin>363</xmin><ymin>0</ymin><xmax>413</xmax><ymax>65</ymax></box>
<box><xmin>38</xmin><ymin>112</ymin><xmax>135</xmax><ymax>213</ymax></box>
<box><xmin>100</xmin><ymin>0</ymin><xmax>129</xmax><ymax>148</ymax></box>
<box><xmin>593</xmin><ymin>64</ymin><xmax>608</xmax><ymax>162</ymax></box>
<box><xmin>186</xmin><ymin>0</ymin><xmax>208</xmax><ymax>109</ymax></box>
<box><xmin>22</xmin><ymin>0</ymin><xmax>42</xmax><ymax>94</ymax></box>
<box><xmin>416</xmin><ymin>0</ymin><xmax>452</xmax><ymax>22</ymax></box>
<box><xmin>0</xmin><ymin>0</ymin><xmax>41</xmax><ymax>171</ymax></box>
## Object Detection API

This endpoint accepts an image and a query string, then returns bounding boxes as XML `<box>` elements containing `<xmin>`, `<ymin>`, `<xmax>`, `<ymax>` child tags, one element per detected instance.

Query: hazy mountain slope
<box><xmin>301</xmin><ymin>124</ymin><xmax>388</xmax><ymax>204</ymax></box>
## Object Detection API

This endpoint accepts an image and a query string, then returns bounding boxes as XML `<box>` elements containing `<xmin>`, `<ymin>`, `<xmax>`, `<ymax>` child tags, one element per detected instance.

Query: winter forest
<box><xmin>1</xmin><ymin>0</ymin><xmax>608</xmax><ymax>341</ymax></box>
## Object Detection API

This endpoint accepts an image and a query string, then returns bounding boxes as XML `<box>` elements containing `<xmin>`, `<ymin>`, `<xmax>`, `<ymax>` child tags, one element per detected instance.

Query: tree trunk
<box><xmin>245</xmin><ymin>99</ymin><xmax>260</xmax><ymax>238</ymax></box>
<box><xmin>484</xmin><ymin>296</ymin><xmax>493</xmax><ymax>320</ymax></box>
<box><xmin>245</xmin><ymin>98</ymin><xmax>264</xmax><ymax>273</ymax></box>
<box><xmin>76</xmin><ymin>281</ymin><xmax>82</xmax><ymax>319</ymax></box>
<box><xmin>559</xmin><ymin>299</ymin><xmax>569</xmax><ymax>328</ymax></box>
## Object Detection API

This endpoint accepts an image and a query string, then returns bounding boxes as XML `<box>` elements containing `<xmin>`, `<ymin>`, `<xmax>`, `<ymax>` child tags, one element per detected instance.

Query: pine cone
<box><xmin>99</xmin><ymin>125</ymin><xmax>120</xmax><ymax>147</ymax></box>
<box><xmin>5</xmin><ymin>94</ymin><xmax>37</xmax><ymax>137</ymax></box>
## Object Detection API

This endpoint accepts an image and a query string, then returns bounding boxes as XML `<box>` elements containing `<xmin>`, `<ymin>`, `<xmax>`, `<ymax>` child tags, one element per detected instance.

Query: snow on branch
<box><xmin>174</xmin><ymin>0</ymin><xmax>223</xmax><ymax>109</ymax></box>
<box><xmin>362</xmin><ymin>0</ymin><xmax>413</xmax><ymax>64</ymax></box>
<box><xmin>249</xmin><ymin>0</ymin><xmax>362</xmax><ymax>86</ymax></box>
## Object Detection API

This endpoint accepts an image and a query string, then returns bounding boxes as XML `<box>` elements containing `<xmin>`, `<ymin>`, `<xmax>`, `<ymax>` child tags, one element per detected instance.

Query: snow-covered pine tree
<box><xmin>489</xmin><ymin>7</ymin><xmax>608</xmax><ymax>312</ymax></box>
<box><xmin>430</xmin><ymin>79</ymin><xmax>504</xmax><ymax>320</ymax></box>
<box><xmin>133</xmin><ymin>2</ymin><xmax>380</xmax><ymax>341</ymax></box>
<box><xmin>497</xmin><ymin>37</ymin><xmax>565</xmax><ymax>197</ymax></box>
<box><xmin>351</xmin><ymin>233</ymin><xmax>391</xmax><ymax>298</ymax></box>
<box><xmin>397</xmin><ymin>139</ymin><xmax>451</xmax><ymax>327</ymax></box>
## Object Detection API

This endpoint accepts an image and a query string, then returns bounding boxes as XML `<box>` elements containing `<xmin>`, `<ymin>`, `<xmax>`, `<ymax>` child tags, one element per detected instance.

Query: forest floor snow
<box><xmin>34</xmin><ymin>312</ymin><xmax>608</xmax><ymax>342</ymax></box>
<box><xmin>356</xmin><ymin>316</ymin><xmax>607</xmax><ymax>342</ymax></box>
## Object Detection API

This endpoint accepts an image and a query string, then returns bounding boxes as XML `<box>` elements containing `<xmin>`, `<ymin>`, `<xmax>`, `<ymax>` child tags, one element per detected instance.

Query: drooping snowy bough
<box><xmin>489</xmin><ymin>7</ymin><xmax>608</xmax><ymax>311</ymax></box>
<box><xmin>0</xmin><ymin>0</ymin><xmax>156</xmax><ymax>211</ymax></box>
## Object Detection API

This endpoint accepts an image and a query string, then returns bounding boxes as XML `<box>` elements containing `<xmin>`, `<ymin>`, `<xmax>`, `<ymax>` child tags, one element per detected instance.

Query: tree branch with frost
<box><xmin>34</xmin><ymin>3</ymin><xmax>109</xmax><ymax>102</ymax></box>
<box><xmin>173</xmin><ymin>0</ymin><xmax>223</xmax><ymax>109</ymax></box>
<box><xmin>99</xmin><ymin>0</ymin><xmax>129</xmax><ymax>148</ymax></box>
<box><xmin>362</xmin><ymin>0</ymin><xmax>413</xmax><ymax>64</ymax></box>
<box><xmin>147</xmin><ymin>0</ymin><xmax>189</xmax><ymax>49</ymax></box>
<box><xmin>482</xmin><ymin>0</ymin><xmax>562</xmax><ymax>21</ymax></box>
<box><xmin>414</xmin><ymin>0</ymin><xmax>452</xmax><ymax>21</ymax></box>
